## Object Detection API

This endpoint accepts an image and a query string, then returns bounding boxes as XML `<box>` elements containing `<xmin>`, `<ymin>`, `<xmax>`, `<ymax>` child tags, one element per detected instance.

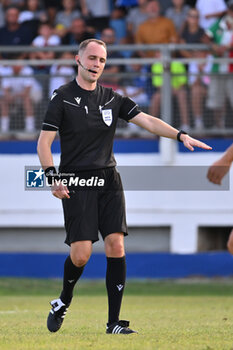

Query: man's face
<box><xmin>101</xmin><ymin>29</ymin><xmax>115</xmax><ymax>45</ymax></box>
<box><xmin>63</xmin><ymin>0</ymin><xmax>74</xmax><ymax>10</ymax></box>
<box><xmin>39</xmin><ymin>24</ymin><xmax>52</xmax><ymax>38</ymax></box>
<box><xmin>71</xmin><ymin>19</ymin><xmax>85</xmax><ymax>35</ymax></box>
<box><xmin>76</xmin><ymin>42</ymin><xmax>107</xmax><ymax>83</ymax></box>
<box><xmin>146</xmin><ymin>1</ymin><xmax>160</xmax><ymax>18</ymax></box>
<box><xmin>6</xmin><ymin>8</ymin><xmax>19</xmax><ymax>26</ymax></box>
<box><xmin>28</xmin><ymin>0</ymin><xmax>39</xmax><ymax>11</ymax></box>
<box><xmin>172</xmin><ymin>0</ymin><xmax>184</xmax><ymax>7</ymax></box>
<box><xmin>13</xmin><ymin>65</ymin><xmax>22</xmax><ymax>74</ymax></box>
<box><xmin>138</xmin><ymin>0</ymin><xmax>148</xmax><ymax>7</ymax></box>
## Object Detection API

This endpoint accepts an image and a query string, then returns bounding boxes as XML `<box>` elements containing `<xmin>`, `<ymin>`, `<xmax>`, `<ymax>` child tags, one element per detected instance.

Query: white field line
<box><xmin>0</xmin><ymin>310</ymin><xmax>29</xmax><ymax>314</ymax></box>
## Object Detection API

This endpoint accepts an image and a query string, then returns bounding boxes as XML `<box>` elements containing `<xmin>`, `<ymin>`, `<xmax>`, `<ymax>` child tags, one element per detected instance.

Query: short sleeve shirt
<box><xmin>32</xmin><ymin>34</ymin><xmax>61</xmax><ymax>46</ymax></box>
<box><xmin>165</xmin><ymin>5</ymin><xmax>190</xmax><ymax>31</ymax></box>
<box><xmin>181</xmin><ymin>26</ymin><xmax>205</xmax><ymax>43</ymax></box>
<box><xmin>196</xmin><ymin>0</ymin><xmax>227</xmax><ymax>30</ymax></box>
<box><xmin>42</xmin><ymin>79</ymin><xmax>141</xmax><ymax>172</ymax></box>
<box><xmin>126</xmin><ymin>7</ymin><xmax>149</xmax><ymax>34</ymax></box>
<box><xmin>2</xmin><ymin>66</ymin><xmax>36</xmax><ymax>92</ymax></box>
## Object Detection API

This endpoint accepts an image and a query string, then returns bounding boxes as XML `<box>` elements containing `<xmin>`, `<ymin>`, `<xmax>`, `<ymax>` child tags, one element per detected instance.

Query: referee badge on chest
<box><xmin>102</xmin><ymin>109</ymin><xmax>113</xmax><ymax>126</ymax></box>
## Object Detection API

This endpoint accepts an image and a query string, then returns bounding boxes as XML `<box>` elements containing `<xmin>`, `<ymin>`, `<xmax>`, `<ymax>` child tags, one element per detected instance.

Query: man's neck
<box><xmin>174</xmin><ymin>6</ymin><xmax>182</xmax><ymax>13</ymax></box>
<box><xmin>76</xmin><ymin>76</ymin><xmax>97</xmax><ymax>91</ymax></box>
<box><xmin>8</xmin><ymin>23</ymin><xmax>19</xmax><ymax>31</ymax></box>
<box><xmin>149</xmin><ymin>15</ymin><xmax>160</xmax><ymax>21</ymax></box>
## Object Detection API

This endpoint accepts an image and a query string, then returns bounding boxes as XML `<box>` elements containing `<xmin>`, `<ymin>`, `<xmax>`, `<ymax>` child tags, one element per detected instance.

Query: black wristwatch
<box><xmin>177</xmin><ymin>130</ymin><xmax>188</xmax><ymax>142</ymax></box>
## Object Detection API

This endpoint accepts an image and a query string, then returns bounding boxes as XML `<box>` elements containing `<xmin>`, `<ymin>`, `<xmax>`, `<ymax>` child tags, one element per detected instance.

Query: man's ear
<box><xmin>75</xmin><ymin>54</ymin><xmax>80</xmax><ymax>65</ymax></box>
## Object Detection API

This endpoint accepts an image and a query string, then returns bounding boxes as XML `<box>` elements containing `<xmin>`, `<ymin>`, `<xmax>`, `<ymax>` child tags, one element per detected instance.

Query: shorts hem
<box><xmin>102</xmin><ymin>230</ymin><xmax>128</xmax><ymax>240</ymax></box>
<box><xmin>65</xmin><ymin>237</ymin><xmax>99</xmax><ymax>246</ymax></box>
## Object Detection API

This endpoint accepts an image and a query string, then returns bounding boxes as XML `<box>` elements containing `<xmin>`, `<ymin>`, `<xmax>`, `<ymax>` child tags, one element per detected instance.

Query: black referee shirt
<box><xmin>42</xmin><ymin>79</ymin><xmax>141</xmax><ymax>172</ymax></box>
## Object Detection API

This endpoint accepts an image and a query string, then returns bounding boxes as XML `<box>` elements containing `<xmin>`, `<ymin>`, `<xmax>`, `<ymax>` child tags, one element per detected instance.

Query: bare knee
<box><xmin>105</xmin><ymin>234</ymin><xmax>125</xmax><ymax>257</ymax></box>
<box><xmin>70</xmin><ymin>241</ymin><xmax>92</xmax><ymax>267</ymax></box>
<box><xmin>71</xmin><ymin>253</ymin><xmax>89</xmax><ymax>267</ymax></box>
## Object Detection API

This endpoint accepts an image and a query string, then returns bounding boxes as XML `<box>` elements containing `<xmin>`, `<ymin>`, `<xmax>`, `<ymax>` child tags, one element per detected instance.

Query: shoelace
<box><xmin>50</xmin><ymin>302</ymin><xmax>68</xmax><ymax>319</ymax></box>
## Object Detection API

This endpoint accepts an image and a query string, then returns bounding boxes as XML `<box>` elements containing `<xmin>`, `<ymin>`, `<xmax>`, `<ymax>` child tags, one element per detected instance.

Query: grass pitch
<box><xmin>0</xmin><ymin>278</ymin><xmax>233</xmax><ymax>350</ymax></box>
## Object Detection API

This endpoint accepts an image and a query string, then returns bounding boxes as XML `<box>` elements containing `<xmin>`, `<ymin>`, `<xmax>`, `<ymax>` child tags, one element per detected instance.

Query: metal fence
<box><xmin>1</xmin><ymin>44</ymin><xmax>233</xmax><ymax>139</ymax></box>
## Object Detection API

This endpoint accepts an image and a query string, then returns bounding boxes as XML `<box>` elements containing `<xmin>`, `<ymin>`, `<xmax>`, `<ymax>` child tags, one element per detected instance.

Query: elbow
<box><xmin>37</xmin><ymin>134</ymin><xmax>47</xmax><ymax>157</ymax></box>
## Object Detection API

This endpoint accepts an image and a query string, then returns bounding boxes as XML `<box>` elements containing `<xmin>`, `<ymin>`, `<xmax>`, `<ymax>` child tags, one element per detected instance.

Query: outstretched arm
<box><xmin>207</xmin><ymin>144</ymin><xmax>233</xmax><ymax>185</ymax></box>
<box><xmin>130</xmin><ymin>112</ymin><xmax>212</xmax><ymax>151</ymax></box>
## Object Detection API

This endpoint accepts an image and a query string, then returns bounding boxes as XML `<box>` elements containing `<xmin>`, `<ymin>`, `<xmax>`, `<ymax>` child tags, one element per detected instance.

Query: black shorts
<box><xmin>62</xmin><ymin>167</ymin><xmax>128</xmax><ymax>245</ymax></box>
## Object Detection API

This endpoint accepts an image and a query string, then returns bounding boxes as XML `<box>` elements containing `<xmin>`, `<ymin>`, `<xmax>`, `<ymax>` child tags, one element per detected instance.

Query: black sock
<box><xmin>106</xmin><ymin>256</ymin><xmax>126</xmax><ymax>325</ymax></box>
<box><xmin>60</xmin><ymin>255</ymin><xmax>85</xmax><ymax>304</ymax></box>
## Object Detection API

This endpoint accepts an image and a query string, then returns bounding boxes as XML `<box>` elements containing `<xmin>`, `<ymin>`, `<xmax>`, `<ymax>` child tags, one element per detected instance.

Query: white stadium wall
<box><xmin>1</xmin><ymin>141</ymin><xmax>233</xmax><ymax>254</ymax></box>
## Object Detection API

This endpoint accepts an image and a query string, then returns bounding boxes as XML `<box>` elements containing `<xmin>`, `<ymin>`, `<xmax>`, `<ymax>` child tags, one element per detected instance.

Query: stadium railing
<box><xmin>0</xmin><ymin>43</ymin><xmax>233</xmax><ymax>139</ymax></box>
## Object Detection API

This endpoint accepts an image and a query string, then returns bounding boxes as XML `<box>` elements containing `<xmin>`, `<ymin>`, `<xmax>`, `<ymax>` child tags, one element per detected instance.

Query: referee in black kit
<box><xmin>37</xmin><ymin>39</ymin><xmax>211</xmax><ymax>334</ymax></box>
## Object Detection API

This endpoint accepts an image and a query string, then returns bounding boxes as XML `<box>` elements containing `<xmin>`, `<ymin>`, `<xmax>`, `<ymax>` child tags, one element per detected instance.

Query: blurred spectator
<box><xmin>205</xmin><ymin>3</ymin><xmax>233</xmax><ymax>128</ymax></box>
<box><xmin>116</xmin><ymin>54</ymin><xmax>149</xmax><ymax>105</ymax></box>
<box><xmin>180</xmin><ymin>7</ymin><xmax>206</xmax><ymax>51</ymax></box>
<box><xmin>157</xmin><ymin>0</ymin><xmax>173</xmax><ymax>14</ymax></box>
<box><xmin>0</xmin><ymin>65</ymin><xmax>11</xmax><ymax>133</ymax></box>
<box><xmin>31</xmin><ymin>21</ymin><xmax>61</xmax><ymax>74</ymax></box>
<box><xmin>109</xmin><ymin>7</ymin><xmax>127</xmax><ymax>44</ymax></box>
<box><xmin>41</xmin><ymin>0</ymin><xmax>62</xmax><ymax>26</ymax></box>
<box><xmin>115</xmin><ymin>0</ymin><xmax>138</xmax><ymax>6</ymax></box>
<box><xmin>19</xmin><ymin>0</ymin><xmax>46</xmax><ymax>23</ymax></box>
<box><xmin>49</xmin><ymin>52</ymin><xmax>75</xmax><ymax>97</ymax></box>
<box><xmin>185</xmin><ymin>0</ymin><xmax>196</xmax><ymax>6</ymax></box>
<box><xmin>136</xmin><ymin>0</ymin><xmax>178</xmax><ymax>56</ymax></box>
<box><xmin>62</xmin><ymin>17</ymin><xmax>93</xmax><ymax>45</ymax></box>
<box><xmin>180</xmin><ymin>7</ymin><xmax>207</xmax><ymax>129</ymax></box>
<box><xmin>0</xmin><ymin>5</ymin><xmax>34</xmax><ymax>57</ymax></box>
<box><xmin>2</xmin><ymin>0</ymin><xmax>25</xmax><ymax>10</ymax></box>
<box><xmin>18</xmin><ymin>0</ymin><xmax>47</xmax><ymax>40</ymax></box>
<box><xmin>55</xmin><ymin>0</ymin><xmax>81</xmax><ymax>38</ymax></box>
<box><xmin>99</xmin><ymin>27</ymin><xmax>124</xmax><ymax>89</ymax></box>
<box><xmin>165</xmin><ymin>0</ymin><xmax>190</xmax><ymax>33</ymax></box>
<box><xmin>126</xmin><ymin>0</ymin><xmax>149</xmax><ymax>42</ymax></box>
<box><xmin>42</xmin><ymin>0</ymin><xmax>61</xmax><ymax>27</ymax></box>
<box><xmin>196</xmin><ymin>0</ymin><xmax>227</xmax><ymax>30</ymax></box>
<box><xmin>80</xmin><ymin>0</ymin><xmax>111</xmax><ymax>32</ymax></box>
<box><xmin>188</xmin><ymin>51</ymin><xmax>212</xmax><ymax>129</ymax></box>
<box><xmin>42</xmin><ymin>0</ymin><xmax>62</xmax><ymax>10</ymax></box>
<box><xmin>116</xmin><ymin>53</ymin><xmax>150</xmax><ymax>135</ymax></box>
<box><xmin>0</xmin><ymin>2</ymin><xmax>5</xmax><ymax>28</ymax></box>
<box><xmin>150</xmin><ymin>51</ymin><xmax>189</xmax><ymax>130</ymax></box>
<box><xmin>0</xmin><ymin>56</ymin><xmax>42</xmax><ymax>133</ymax></box>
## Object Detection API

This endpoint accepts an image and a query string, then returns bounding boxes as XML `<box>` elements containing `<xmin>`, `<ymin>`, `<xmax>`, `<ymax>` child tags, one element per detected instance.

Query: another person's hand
<box><xmin>51</xmin><ymin>181</ymin><xmax>70</xmax><ymax>199</ymax></box>
<box><xmin>207</xmin><ymin>157</ymin><xmax>231</xmax><ymax>185</ymax></box>
<box><xmin>227</xmin><ymin>229</ymin><xmax>233</xmax><ymax>254</ymax></box>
